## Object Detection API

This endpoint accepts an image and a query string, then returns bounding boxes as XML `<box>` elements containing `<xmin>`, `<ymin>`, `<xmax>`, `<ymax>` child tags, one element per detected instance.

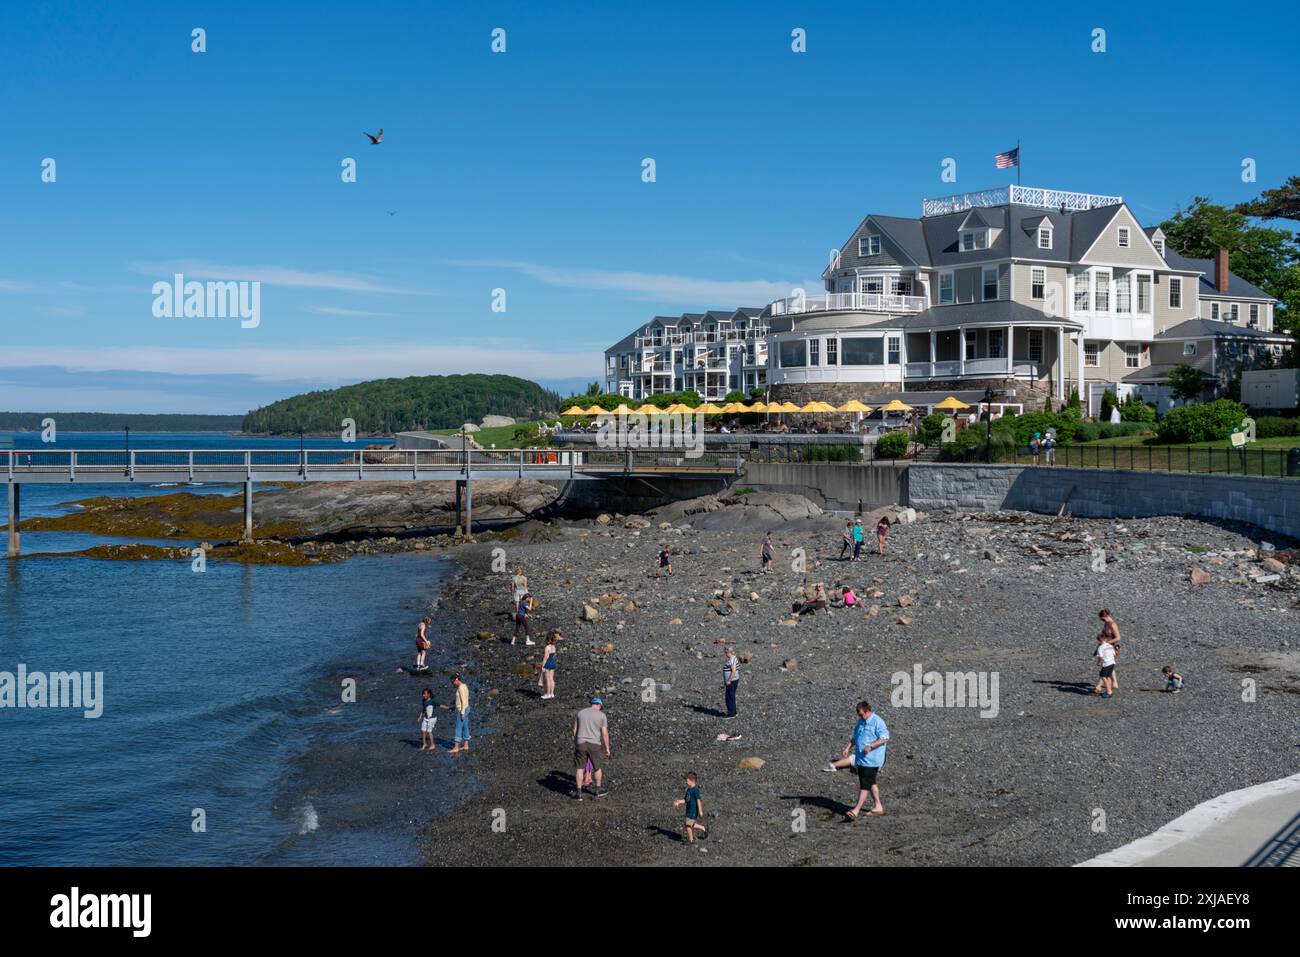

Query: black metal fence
<box><xmin>919</xmin><ymin>442</ymin><xmax>1300</xmax><ymax>477</ymax></box>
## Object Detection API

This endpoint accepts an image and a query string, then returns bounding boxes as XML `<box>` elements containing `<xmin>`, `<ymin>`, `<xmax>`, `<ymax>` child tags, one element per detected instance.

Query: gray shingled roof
<box><xmin>1155</xmin><ymin>318</ymin><xmax>1290</xmax><ymax>341</ymax></box>
<box><xmin>1161</xmin><ymin>249</ymin><xmax>1274</xmax><ymax>301</ymax></box>
<box><xmin>900</xmin><ymin>300</ymin><xmax>1083</xmax><ymax>330</ymax></box>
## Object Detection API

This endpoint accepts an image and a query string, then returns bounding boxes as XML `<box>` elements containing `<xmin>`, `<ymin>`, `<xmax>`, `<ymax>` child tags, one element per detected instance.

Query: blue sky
<box><xmin>1</xmin><ymin>0</ymin><xmax>1297</xmax><ymax>414</ymax></box>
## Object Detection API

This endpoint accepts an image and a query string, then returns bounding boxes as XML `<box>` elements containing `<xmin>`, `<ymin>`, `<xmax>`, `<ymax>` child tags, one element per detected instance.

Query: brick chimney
<box><xmin>1215</xmin><ymin>247</ymin><xmax>1230</xmax><ymax>293</ymax></box>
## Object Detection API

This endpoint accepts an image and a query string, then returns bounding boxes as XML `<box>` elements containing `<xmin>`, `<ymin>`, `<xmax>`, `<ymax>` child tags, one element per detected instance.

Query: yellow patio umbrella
<box><xmin>561</xmin><ymin>406</ymin><xmax>588</xmax><ymax>416</ymax></box>
<box><xmin>774</xmin><ymin>401</ymin><xmax>802</xmax><ymax>413</ymax></box>
<box><xmin>696</xmin><ymin>402</ymin><xmax>724</xmax><ymax>414</ymax></box>
<box><xmin>610</xmin><ymin>404</ymin><xmax>636</xmax><ymax>416</ymax></box>
<box><xmin>837</xmin><ymin>400</ymin><xmax>874</xmax><ymax>413</ymax></box>
<box><xmin>720</xmin><ymin>402</ymin><xmax>747</xmax><ymax>414</ymax></box>
<box><xmin>880</xmin><ymin>399</ymin><xmax>914</xmax><ymax>413</ymax></box>
<box><xmin>658</xmin><ymin>402</ymin><xmax>687</xmax><ymax>414</ymax></box>
<box><xmin>746</xmin><ymin>402</ymin><xmax>769</xmax><ymax>413</ymax></box>
<box><xmin>800</xmin><ymin>401</ymin><xmax>839</xmax><ymax>413</ymax></box>
<box><xmin>634</xmin><ymin>403</ymin><xmax>661</xmax><ymax>415</ymax></box>
<box><xmin>933</xmin><ymin>396</ymin><xmax>971</xmax><ymax>411</ymax></box>
<box><xmin>583</xmin><ymin>405</ymin><xmax>606</xmax><ymax>415</ymax></box>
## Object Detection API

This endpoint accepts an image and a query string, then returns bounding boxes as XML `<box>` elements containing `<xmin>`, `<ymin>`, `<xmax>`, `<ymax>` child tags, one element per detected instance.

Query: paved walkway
<box><xmin>1079</xmin><ymin>772</ymin><xmax>1300</xmax><ymax>867</ymax></box>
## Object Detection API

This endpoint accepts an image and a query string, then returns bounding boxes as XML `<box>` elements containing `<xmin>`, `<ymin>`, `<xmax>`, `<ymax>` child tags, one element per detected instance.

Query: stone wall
<box><xmin>906</xmin><ymin>464</ymin><xmax>1300</xmax><ymax>539</ymax></box>
<box><xmin>770</xmin><ymin>377</ymin><xmax>1056</xmax><ymax>410</ymax></box>
<box><xmin>742</xmin><ymin>462</ymin><xmax>908</xmax><ymax>512</ymax></box>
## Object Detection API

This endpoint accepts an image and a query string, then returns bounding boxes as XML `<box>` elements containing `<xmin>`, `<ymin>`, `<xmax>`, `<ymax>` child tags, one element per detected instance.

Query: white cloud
<box><xmin>308</xmin><ymin>305</ymin><xmax>396</xmax><ymax>318</ymax></box>
<box><xmin>0</xmin><ymin>343</ymin><xmax>601</xmax><ymax>383</ymax></box>
<box><xmin>130</xmin><ymin>260</ymin><xmax>424</xmax><ymax>295</ymax></box>
<box><xmin>451</xmin><ymin>258</ymin><xmax>801</xmax><ymax>306</ymax></box>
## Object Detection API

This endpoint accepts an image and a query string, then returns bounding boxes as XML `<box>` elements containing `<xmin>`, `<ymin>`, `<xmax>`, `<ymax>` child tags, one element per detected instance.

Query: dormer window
<box><xmin>858</xmin><ymin>234</ymin><xmax>881</xmax><ymax>257</ymax></box>
<box><xmin>961</xmin><ymin>230</ymin><xmax>988</xmax><ymax>252</ymax></box>
<box><xmin>1154</xmin><ymin>238</ymin><xmax>1164</xmax><ymax>256</ymax></box>
<box><xmin>1037</xmin><ymin>226</ymin><xmax>1052</xmax><ymax>250</ymax></box>
<box><xmin>1117</xmin><ymin>226</ymin><xmax>1130</xmax><ymax>248</ymax></box>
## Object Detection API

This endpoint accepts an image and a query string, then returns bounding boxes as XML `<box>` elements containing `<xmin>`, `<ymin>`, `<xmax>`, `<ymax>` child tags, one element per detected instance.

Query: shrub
<box><xmin>938</xmin><ymin>419</ymin><xmax>1017</xmax><ymax>461</ymax></box>
<box><xmin>1074</xmin><ymin>421</ymin><xmax>1149</xmax><ymax>442</ymax></box>
<box><xmin>1255</xmin><ymin>416</ymin><xmax>1300</xmax><ymax>438</ymax></box>
<box><xmin>803</xmin><ymin>444</ymin><xmax>863</xmax><ymax>462</ymax></box>
<box><xmin>1154</xmin><ymin>399</ymin><xmax>1248</xmax><ymax>443</ymax></box>
<box><xmin>874</xmin><ymin>432</ymin><xmax>911</xmax><ymax>458</ymax></box>
<box><xmin>1004</xmin><ymin>410</ymin><xmax>1078</xmax><ymax>446</ymax></box>
<box><xmin>1120</xmin><ymin>396</ymin><xmax>1157</xmax><ymax>423</ymax></box>
<box><xmin>1100</xmin><ymin>389</ymin><xmax>1118</xmax><ymax>422</ymax></box>
<box><xmin>917</xmin><ymin>413</ymin><xmax>947</xmax><ymax>446</ymax></box>
<box><xmin>1166</xmin><ymin>364</ymin><xmax>1207</xmax><ymax>402</ymax></box>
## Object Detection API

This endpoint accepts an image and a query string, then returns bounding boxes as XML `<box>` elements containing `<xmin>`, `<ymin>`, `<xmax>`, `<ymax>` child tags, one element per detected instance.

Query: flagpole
<box><xmin>1017</xmin><ymin>139</ymin><xmax>1021</xmax><ymax>186</ymax></box>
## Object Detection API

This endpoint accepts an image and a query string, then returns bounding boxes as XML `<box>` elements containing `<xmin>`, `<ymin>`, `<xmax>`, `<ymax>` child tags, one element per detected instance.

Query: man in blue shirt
<box><xmin>844</xmin><ymin>700</ymin><xmax>889</xmax><ymax>821</ymax></box>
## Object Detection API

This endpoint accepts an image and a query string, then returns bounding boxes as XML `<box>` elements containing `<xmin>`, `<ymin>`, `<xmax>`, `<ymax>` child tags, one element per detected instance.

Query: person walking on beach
<box><xmin>1093</xmin><ymin>635</ymin><xmax>1117</xmax><ymax>698</ymax></box>
<box><xmin>415</xmin><ymin>615</ymin><xmax>431</xmax><ymax>670</ymax></box>
<box><xmin>672</xmin><ymin>772</ymin><xmax>708</xmax><ymax>844</ymax></box>
<box><xmin>851</xmin><ymin>518</ymin><xmax>864</xmax><ymax>561</ymax></box>
<box><xmin>448</xmin><ymin>673</ymin><xmax>471</xmax><ymax>753</ymax></box>
<box><xmin>722</xmin><ymin>645</ymin><xmax>740</xmax><ymax>718</ymax></box>
<box><xmin>1098</xmin><ymin>608</ymin><xmax>1122</xmax><ymax>690</ymax></box>
<box><xmin>656</xmin><ymin>544</ymin><xmax>674</xmax><ymax>579</ymax></box>
<box><xmin>418</xmin><ymin>687</ymin><xmax>439</xmax><ymax>753</ymax></box>
<box><xmin>838</xmin><ymin>520</ymin><xmax>854</xmax><ymax>561</ymax></box>
<box><xmin>843</xmin><ymin>700</ymin><xmax>889</xmax><ymax>821</ymax></box>
<box><xmin>513</xmin><ymin>592</ymin><xmax>536</xmax><ymax>646</ymax></box>
<box><xmin>572</xmin><ymin>696</ymin><xmax>610</xmax><ymax>800</ymax></box>
<box><xmin>760</xmin><ymin>531</ymin><xmax>775</xmax><ymax>574</ymax></box>
<box><xmin>875</xmin><ymin>516</ymin><xmax>889</xmax><ymax>556</ymax></box>
<box><xmin>538</xmin><ymin>633</ymin><xmax>558</xmax><ymax>699</ymax></box>
<box><xmin>510</xmin><ymin>568</ymin><xmax>528</xmax><ymax>616</ymax></box>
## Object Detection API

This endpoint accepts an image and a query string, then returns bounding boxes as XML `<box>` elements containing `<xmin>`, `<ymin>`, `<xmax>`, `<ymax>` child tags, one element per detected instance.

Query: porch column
<box><xmin>929</xmin><ymin>331</ymin><xmax>936</xmax><ymax>377</ymax></box>
<box><xmin>1077</xmin><ymin>333</ymin><xmax>1085</xmax><ymax>400</ymax></box>
<box><xmin>958</xmin><ymin>325</ymin><xmax>966</xmax><ymax>377</ymax></box>
<box><xmin>1006</xmin><ymin>325</ymin><xmax>1014</xmax><ymax>375</ymax></box>
<box><xmin>1057</xmin><ymin>327</ymin><xmax>1065</xmax><ymax>398</ymax></box>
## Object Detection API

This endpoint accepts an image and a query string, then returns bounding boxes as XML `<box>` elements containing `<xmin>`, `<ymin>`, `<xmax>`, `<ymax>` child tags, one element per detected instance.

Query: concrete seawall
<box><xmin>741</xmin><ymin>462</ymin><xmax>908</xmax><ymax>512</ymax></box>
<box><xmin>907</xmin><ymin>464</ymin><xmax>1300</xmax><ymax>539</ymax></box>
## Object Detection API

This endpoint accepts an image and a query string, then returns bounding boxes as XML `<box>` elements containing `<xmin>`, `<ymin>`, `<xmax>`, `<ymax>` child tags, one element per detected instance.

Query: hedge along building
<box><xmin>764</xmin><ymin>186</ymin><xmax>1213</xmax><ymax>413</ymax></box>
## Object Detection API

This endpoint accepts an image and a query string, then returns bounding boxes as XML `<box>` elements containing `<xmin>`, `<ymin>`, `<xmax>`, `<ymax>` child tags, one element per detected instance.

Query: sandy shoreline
<box><xmin>416</xmin><ymin>501</ymin><xmax>1299</xmax><ymax>866</ymax></box>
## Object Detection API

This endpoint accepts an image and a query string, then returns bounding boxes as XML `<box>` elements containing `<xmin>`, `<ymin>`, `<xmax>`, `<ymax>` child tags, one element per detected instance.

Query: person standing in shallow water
<box><xmin>415</xmin><ymin>616</ymin><xmax>431</xmax><ymax>670</ymax></box>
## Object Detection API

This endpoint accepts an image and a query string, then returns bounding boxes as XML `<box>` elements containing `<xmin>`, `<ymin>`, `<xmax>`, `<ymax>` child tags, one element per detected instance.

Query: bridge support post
<box><xmin>6</xmin><ymin>482</ymin><xmax>19</xmax><ymax>558</ymax></box>
<box><xmin>243</xmin><ymin>480</ymin><xmax>254</xmax><ymax>542</ymax></box>
<box><xmin>454</xmin><ymin>480</ymin><xmax>463</xmax><ymax>529</ymax></box>
<box><xmin>463</xmin><ymin>477</ymin><xmax>473</xmax><ymax>537</ymax></box>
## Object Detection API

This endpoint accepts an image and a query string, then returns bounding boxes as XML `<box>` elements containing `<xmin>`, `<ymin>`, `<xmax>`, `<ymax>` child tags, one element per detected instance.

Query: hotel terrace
<box><xmin>604</xmin><ymin>185</ymin><xmax>1285</xmax><ymax>414</ymax></box>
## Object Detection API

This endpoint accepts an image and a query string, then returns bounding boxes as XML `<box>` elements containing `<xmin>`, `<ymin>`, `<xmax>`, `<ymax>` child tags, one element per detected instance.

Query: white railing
<box><xmin>768</xmin><ymin>292</ymin><xmax>927</xmax><ymax>316</ymax></box>
<box><xmin>921</xmin><ymin>185</ymin><xmax>1123</xmax><ymax>218</ymax></box>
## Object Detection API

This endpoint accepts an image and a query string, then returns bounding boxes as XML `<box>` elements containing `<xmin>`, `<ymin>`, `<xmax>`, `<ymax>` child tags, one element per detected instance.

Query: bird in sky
<box><xmin>364</xmin><ymin>128</ymin><xmax>384</xmax><ymax>144</ymax></box>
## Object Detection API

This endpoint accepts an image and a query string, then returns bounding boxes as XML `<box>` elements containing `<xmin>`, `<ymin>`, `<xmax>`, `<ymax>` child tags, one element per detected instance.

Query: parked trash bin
<box><xmin>1288</xmin><ymin>448</ymin><xmax>1300</xmax><ymax>477</ymax></box>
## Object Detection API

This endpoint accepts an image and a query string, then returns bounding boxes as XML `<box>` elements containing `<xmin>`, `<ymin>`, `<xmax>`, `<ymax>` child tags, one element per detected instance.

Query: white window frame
<box><xmin>1093</xmin><ymin>270</ymin><xmax>1110</xmax><ymax>313</ymax></box>
<box><xmin>1183</xmin><ymin>342</ymin><xmax>1197</xmax><ymax>356</ymax></box>
<box><xmin>982</xmin><ymin>266</ymin><xmax>999</xmax><ymax>302</ymax></box>
<box><xmin>1117</xmin><ymin>226</ymin><xmax>1130</xmax><ymax>248</ymax></box>
<box><xmin>1249</xmin><ymin>303</ymin><xmax>1259</xmax><ymax>328</ymax></box>
<box><xmin>1115</xmin><ymin>273</ymin><xmax>1131</xmax><ymax>313</ymax></box>
<box><xmin>1154</xmin><ymin>238</ymin><xmax>1164</xmax><ymax>256</ymax></box>
<box><xmin>861</xmin><ymin>275</ymin><xmax>884</xmax><ymax>296</ymax></box>
<box><xmin>1168</xmin><ymin>276</ymin><xmax>1182</xmax><ymax>309</ymax></box>
<box><xmin>1124</xmin><ymin>342</ymin><xmax>1140</xmax><ymax>368</ymax></box>
<box><xmin>1073</xmin><ymin>272</ymin><xmax>1090</xmax><ymax>312</ymax></box>
<box><xmin>1030</xmin><ymin>267</ymin><xmax>1045</xmax><ymax>300</ymax></box>
<box><xmin>891</xmin><ymin>275</ymin><xmax>913</xmax><ymax>296</ymax></box>
<box><xmin>1228</xmin><ymin>303</ymin><xmax>1239</xmax><ymax>322</ymax></box>
<box><xmin>961</xmin><ymin>229</ymin><xmax>988</xmax><ymax>252</ymax></box>
<box><xmin>1084</xmin><ymin>341</ymin><xmax>1099</xmax><ymax>367</ymax></box>
<box><xmin>859</xmin><ymin>234</ymin><xmax>881</xmax><ymax>257</ymax></box>
<box><xmin>988</xmin><ymin>328</ymin><xmax>1004</xmax><ymax>359</ymax></box>
<box><xmin>887</xmin><ymin>336</ymin><xmax>901</xmax><ymax>364</ymax></box>
<box><xmin>809</xmin><ymin>338</ymin><xmax>820</xmax><ymax>366</ymax></box>
<box><xmin>1037</xmin><ymin>226</ymin><xmax>1052</xmax><ymax>250</ymax></box>
<box><xmin>938</xmin><ymin>271</ymin><xmax>954</xmax><ymax>305</ymax></box>
<box><xmin>1136</xmin><ymin>273</ymin><xmax>1152</xmax><ymax>314</ymax></box>
<box><xmin>826</xmin><ymin>338</ymin><xmax>838</xmax><ymax>365</ymax></box>
<box><xmin>1210</xmin><ymin>302</ymin><xmax>1220</xmax><ymax>320</ymax></box>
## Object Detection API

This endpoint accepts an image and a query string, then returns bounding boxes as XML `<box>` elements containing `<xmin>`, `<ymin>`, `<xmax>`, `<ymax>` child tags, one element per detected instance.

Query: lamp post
<box><xmin>123</xmin><ymin>424</ymin><xmax>131</xmax><ymax>476</ymax></box>
<box><xmin>982</xmin><ymin>386</ymin><xmax>995</xmax><ymax>463</ymax></box>
<box><xmin>298</xmin><ymin>430</ymin><xmax>306</xmax><ymax>478</ymax></box>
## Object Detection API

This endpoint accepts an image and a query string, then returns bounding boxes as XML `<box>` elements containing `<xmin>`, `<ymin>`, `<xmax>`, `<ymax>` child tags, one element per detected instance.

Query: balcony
<box><xmin>921</xmin><ymin>185</ymin><xmax>1123</xmax><ymax>218</ymax></box>
<box><xmin>768</xmin><ymin>291</ymin><xmax>927</xmax><ymax>317</ymax></box>
<box><xmin>906</xmin><ymin>359</ymin><xmax>1042</xmax><ymax>379</ymax></box>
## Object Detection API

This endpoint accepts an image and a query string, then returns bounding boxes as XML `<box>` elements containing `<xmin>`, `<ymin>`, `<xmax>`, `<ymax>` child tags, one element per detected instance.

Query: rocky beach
<box><xmin>407</xmin><ymin>492</ymin><xmax>1299</xmax><ymax>866</ymax></box>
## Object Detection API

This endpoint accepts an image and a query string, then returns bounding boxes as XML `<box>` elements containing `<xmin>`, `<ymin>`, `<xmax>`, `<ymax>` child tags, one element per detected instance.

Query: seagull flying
<box><xmin>364</xmin><ymin>128</ymin><xmax>384</xmax><ymax>145</ymax></box>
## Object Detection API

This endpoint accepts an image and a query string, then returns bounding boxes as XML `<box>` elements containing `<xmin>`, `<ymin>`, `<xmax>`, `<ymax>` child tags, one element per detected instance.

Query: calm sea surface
<box><xmin>0</xmin><ymin>432</ymin><xmax>453</xmax><ymax>865</ymax></box>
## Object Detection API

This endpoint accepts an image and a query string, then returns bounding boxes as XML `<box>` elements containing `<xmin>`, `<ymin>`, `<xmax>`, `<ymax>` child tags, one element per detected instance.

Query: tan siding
<box><xmin>1153</xmin><ymin>271</ymin><xmax>1199</xmax><ymax>331</ymax></box>
<box><xmin>1081</xmin><ymin>207</ymin><xmax>1167</xmax><ymax>269</ymax></box>
<box><xmin>1013</xmin><ymin>264</ymin><xmax>1069</xmax><ymax>310</ymax></box>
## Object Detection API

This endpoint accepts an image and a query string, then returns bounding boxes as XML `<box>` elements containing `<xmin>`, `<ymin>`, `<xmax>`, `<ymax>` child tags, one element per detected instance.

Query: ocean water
<box><xmin>0</xmin><ymin>432</ymin><xmax>455</xmax><ymax>866</ymax></box>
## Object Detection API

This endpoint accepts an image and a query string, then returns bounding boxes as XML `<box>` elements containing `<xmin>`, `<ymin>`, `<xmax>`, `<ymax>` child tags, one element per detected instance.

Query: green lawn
<box><xmin>428</xmin><ymin>421</ymin><xmax>547</xmax><ymax>447</ymax></box>
<box><xmin>1038</xmin><ymin>432</ymin><xmax>1299</xmax><ymax>477</ymax></box>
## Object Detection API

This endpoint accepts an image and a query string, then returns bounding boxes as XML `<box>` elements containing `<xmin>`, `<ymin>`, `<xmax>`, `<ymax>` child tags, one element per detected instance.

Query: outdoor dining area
<box><xmin>558</xmin><ymin>395</ymin><xmax>976</xmax><ymax>436</ymax></box>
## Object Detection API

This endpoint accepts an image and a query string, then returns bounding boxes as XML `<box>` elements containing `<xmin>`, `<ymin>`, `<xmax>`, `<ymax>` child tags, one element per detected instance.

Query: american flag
<box><xmin>995</xmin><ymin>147</ymin><xmax>1019</xmax><ymax>169</ymax></box>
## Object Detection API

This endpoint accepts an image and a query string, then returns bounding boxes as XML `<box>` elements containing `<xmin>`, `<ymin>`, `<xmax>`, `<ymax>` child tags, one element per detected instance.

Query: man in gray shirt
<box><xmin>573</xmin><ymin>697</ymin><xmax>611</xmax><ymax>800</ymax></box>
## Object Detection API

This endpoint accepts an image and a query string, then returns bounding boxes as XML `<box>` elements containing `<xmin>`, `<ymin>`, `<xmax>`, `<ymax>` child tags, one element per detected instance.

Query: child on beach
<box><xmin>1161</xmin><ymin>666</ymin><xmax>1184</xmax><ymax>693</ymax></box>
<box><xmin>1093</xmin><ymin>636</ymin><xmax>1117</xmax><ymax>697</ymax></box>
<box><xmin>851</xmin><ymin>519</ymin><xmax>864</xmax><ymax>561</ymax></box>
<box><xmin>415</xmin><ymin>616</ymin><xmax>431</xmax><ymax>670</ymax></box>
<box><xmin>538</xmin><ymin>633</ymin><xmax>558</xmax><ymax>699</ymax></box>
<box><xmin>656</xmin><ymin>545</ymin><xmax>674</xmax><ymax>579</ymax></box>
<box><xmin>832</xmin><ymin>585</ymin><xmax>857</xmax><ymax>608</ymax></box>
<box><xmin>760</xmin><ymin>532</ymin><xmax>775</xmax><ymax>573</ymax></box>
<box><xmin>672</xmin><ymin>772</ymin><xmax>708</xmax><ymax>843</ymax></box>
<box><xmin>513</xmin><ymin>593</ymin><xmax>536</xmax><ymax>646</ymax></box>
<box><xmin>1098</xmin><ymin>609</ymin><xmax>1121</xmax><ymax>690</ymax></box>
<box><xmin>876</xmin><ymin>516</ymin><xmax>889</xmax><ymax>555</ymax></box>
<box><xmin>418</xmin><ymin>688</ymin><xmax>438</xmax><ymax>752</ymax></box>
<box><xmin>839</xmin><ymin>521</ymin><xmax>854</xmax><ymax>560</ymax></box>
